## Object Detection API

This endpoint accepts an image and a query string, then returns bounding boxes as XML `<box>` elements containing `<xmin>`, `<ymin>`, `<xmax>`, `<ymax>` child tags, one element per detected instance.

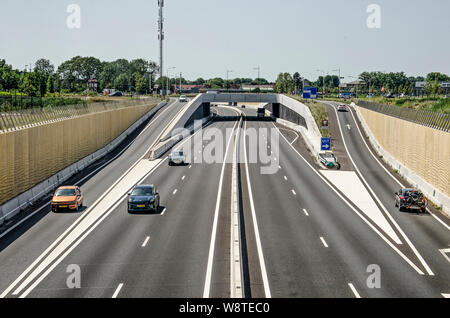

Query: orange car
<box><xmin>51</xmin><ymin>186</ymin><xmax>84</xmax><ymax>212</ymax></box>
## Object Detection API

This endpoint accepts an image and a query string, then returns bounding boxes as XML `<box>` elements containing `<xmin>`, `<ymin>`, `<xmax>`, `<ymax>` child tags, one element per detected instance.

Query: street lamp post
<box><xmin>166</xmin><ymin>67</ymin><xmax>176</xmax><ymax>96</ymax></box>
<box><xmin>333</xmin><ymin>68</ymin><xmax>341</xmax><ymax>98</ymax></box>
<box><xmin>253</xmin><ymin>66</ymin><xmax>261</xmax><ymax>92</ymax></box>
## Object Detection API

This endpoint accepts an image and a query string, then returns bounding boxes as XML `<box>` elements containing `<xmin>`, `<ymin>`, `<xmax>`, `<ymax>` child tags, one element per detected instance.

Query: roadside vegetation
<box><xmin>290</xmin><ymin>95</ymin><xmax>330</xmax><ymax>138</ymax></box>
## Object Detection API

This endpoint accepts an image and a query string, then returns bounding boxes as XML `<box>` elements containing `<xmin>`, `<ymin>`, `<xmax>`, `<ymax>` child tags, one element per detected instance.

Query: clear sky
<box><xmin>1</xmin><ymin>0</ymin><xmax>449</xmax><ymax>82</ymax></box>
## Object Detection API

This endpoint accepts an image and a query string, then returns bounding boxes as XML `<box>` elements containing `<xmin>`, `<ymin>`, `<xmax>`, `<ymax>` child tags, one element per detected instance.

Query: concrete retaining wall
<box><xmin>0</xmin><ymin>101</ymin><xmax>167</xmax><ymax>225</ymax></box>
<box><xmin>354</xmin><ymin>103</ymin><xmax>450</xmax><ymax>216</ymax></box>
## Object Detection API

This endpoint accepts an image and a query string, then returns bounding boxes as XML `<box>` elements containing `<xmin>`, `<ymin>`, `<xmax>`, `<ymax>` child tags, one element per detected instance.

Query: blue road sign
<box><xmin>321</xmin><ymin>138</ymin><xmax>332</xmax><ymax>151</ymax></box>
<box><xmin>303</xmin><ymin>87</ymin><xmax>318</xmax><ymax>99</ymax></box>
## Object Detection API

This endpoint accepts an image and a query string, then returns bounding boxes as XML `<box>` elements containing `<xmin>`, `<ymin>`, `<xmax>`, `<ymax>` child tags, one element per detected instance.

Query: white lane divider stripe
<box><xmin>291</xmin><ymin>190</ymin><xmax>297</xmax><ymax>196</ymax></box>
<box><xmin>203</xmin><ymin>120</ymin><xmax>239</xmax><ymax>298</ymax></box>
<box><xmin>348</xmin><ymin>283</ymin><xmax>361</xmax><ymax>298</ymax></box>
<box><xmin>173</xmin><ymin>189</ymin><xmax>178</xmax><ymax>195</ymax></box>
<box><xmin>112</xmin><ymin>283</ymin><xmax>124</xmax><ymax>298</ymax></box>
<box><xmin>242</xmin><ymin>120</ymin><xmax>272</xmax><ymax>298</ymax></box>
<box><xmin>441</xmin><ymin>293</ymin><xmax>450</xmax><ymax>298</ymax></box>
<box><xmin>142</xmin><ymin>236</ymin><xmax>150</xmax><ymax>247</ymax></box>
<box><xmin>320</xmin><ymin>237</ymin><xmax>329</xmax><ymax>248</ymax></box>
<box><xmin>303</xmin><ymin>209</ymin><xmax>309</xmax><ymax>216</ymax></box>
<box><xmin>284</xmin><ymin>176</ymin><xmax>288</xmax><ymax>181</ymax></box>
<box><xmin>161</xmin><ymin>208</ymin><xmax>166</xmax><ymax>216</ymax></box>
<box><xmin>182</xmin><ymin>176</ymin><xmax>186</xmax><ymax>181</ymax></box>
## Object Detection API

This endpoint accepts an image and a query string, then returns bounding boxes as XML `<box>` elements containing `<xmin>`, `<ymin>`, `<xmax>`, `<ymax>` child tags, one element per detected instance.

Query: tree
<box><xmin>34</xmin><ymin>58</ymin><xmax>54</xmax><ymax>77</ymax></box>
<box><xmin>114</xmin><ymin>73</ymin><xmax>130</xmax><ymax>92</ymax></box>
<box><xmin>293</xmin><ymin>72</ymin><xmax>302</xmax><ymax>92</ymax></box>
<box><xmin>135</xmin><ymin>73</ymin><xmax>147</xmax><ymax>94</ymax></box>
<box><xmin>19</xmin><ymin>72</ymin><xmax>38</xmax><ymax>96</ymax></box>
<box><xmin>275</xmin><ymin>73</ymin><xmax>295</xmax><ymax>94</ymax></box>
<box><xmin>208</xmin><ymin>78</ymin><xmax>224</xmax><ymax>88</ymax></box>
<box><xmin>0</xmin><ymin>59</ymin><xmax>20</xmax><ymax>90</ymax></box>
<box><xmin>426</xmin><ymin>72</ymin><xmax>449</xmax><ymax>82</ymax></box>
<box><xmin>46</xmin><ymin>74</ymin><xmax>55</xmax><ymax>94</ymax></box>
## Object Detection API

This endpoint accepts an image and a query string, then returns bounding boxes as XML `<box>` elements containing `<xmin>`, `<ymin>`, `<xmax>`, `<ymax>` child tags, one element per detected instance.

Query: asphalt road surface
<box><xmin>0</xmin><ymin>102</ymin><xmax>448</xmax><ymax>298</ymax></box>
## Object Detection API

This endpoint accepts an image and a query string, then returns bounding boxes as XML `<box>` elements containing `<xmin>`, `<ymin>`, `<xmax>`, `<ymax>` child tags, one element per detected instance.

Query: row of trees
<box><xmin>273</xmin><ymin>71</ymin><xmax>449</xmax><ymax>95</ymax></box>
<box><xmin>358</xmin><ymin>72</ymin><xmax>449</xmax><ymax>95</ymax></box>
<box><xmin>0</xmin><ymin>57</ymin><xmax>160</xmax><ymax>96</ymax></box>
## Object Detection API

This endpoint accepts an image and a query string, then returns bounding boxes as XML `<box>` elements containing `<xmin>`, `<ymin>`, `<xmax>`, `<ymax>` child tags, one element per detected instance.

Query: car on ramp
<box><xmin>169</xmin><ymin>150</ymin><xmax>186</xmax><ymax>166</ymax></box>
<box><xmin>395</xmin><ymin>188</ymin><xmax>428</xmax><ymax>213</ymax></box>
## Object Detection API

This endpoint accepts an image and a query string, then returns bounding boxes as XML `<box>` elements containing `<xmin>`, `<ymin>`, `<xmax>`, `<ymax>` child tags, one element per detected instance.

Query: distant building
<box><xmin>87</xmin><ymin>79</ymin><xmax>98</xmax><ymax>91</ymax></box>
<box><xmin>174</xmin><ymin>85</ymin><xmax>207</xmax><ymax>94</ymax></box>
<box><xmin>414</xmin><ymin>81</ymin><xmax>450</xmax><ymax>96</ymax></box>
<box><xmin>241</xmin><ymin>84</ymin><xmax>275</xmax><ymax>92</ymax></box>
<box><xmin>340</xmin><ymin>80</ymin><xmax>365</xmax><ymax>92</ymax></box>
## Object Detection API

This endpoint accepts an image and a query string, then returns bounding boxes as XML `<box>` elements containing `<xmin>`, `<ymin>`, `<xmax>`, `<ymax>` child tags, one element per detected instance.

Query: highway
<box><xmin>0</xmin><ymin>100</ymin><xmax>449</xmax><ymax>298</ymax></box>
<box><xmin>240</xmin><ymin>106</ymin><xmax>450</xmax><ymax>298</ymax></box>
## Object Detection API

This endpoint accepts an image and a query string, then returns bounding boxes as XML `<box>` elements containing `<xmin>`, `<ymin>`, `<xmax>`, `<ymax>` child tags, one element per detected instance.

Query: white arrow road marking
<box><xmin>348</xmin><ymin>283</ymin><xmax>361</xmax><ymax>298</ymax></box>
<box><xmin>112</xmin><ymin>283</ymin><xmax>124</xmax><ymax>298</ymax></box>
<box><xmin>346</xmin><ymin>124</ymin><xmax>352</xmax><ymax>130</ymax></box>
<box><xmin>320</xmin><ymin>237</ymin><xmax>329</xmax><ymax>248</ymax></box>
<box><xmin>142</xmin><ymin>236</ymin><xmax>151</xmax><ymax>247</ymax></box>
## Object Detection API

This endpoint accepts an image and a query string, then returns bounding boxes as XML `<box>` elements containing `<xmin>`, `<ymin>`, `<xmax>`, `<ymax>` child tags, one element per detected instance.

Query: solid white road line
<box><xmin>439</xmin><ymin>248</ymin><xmax>450</xmax><ymax>264</ymax></box>
<box><xmin>348</xmin><ymin>283</ymin><xmax>361</xmax><ymax>298</ymax></box>
<box><xmin>243</xmin><ymin>120</ymin><xmax>272</xmax><ymax>298</ymax></box>
<box><xmin>142</xmin><ymin>236</ymin><xmax>151</xmax><ymax>247</ymax></box>
<box><xmin>320</xmin><ymin>237</ymin><xmax>329</xmax><ymax>248</ymax></box>
<box><xmin>332</xmin><ymin>104</ymin><xmax>434</xmax><ymax>276</ymax></box>
<box><xmin>203</xmin><ymin>120</ymin><xmax>239</xmax><ymax>298</ymax></box>
<box><xmin>0</xmin><ymin>100</ymin><xmax>179</xmax><ymax>241</ymax></box>
<box><xmin>112</xmin><ymin>283</ymin><xmax>124</xmax><ymax>298</ymax></box>
<box><xmin>273</xmin><ymin>122</ymin><xmax>425</xmax><ymax>276</ymax></box>
<box><xmin>303</xmin><ymin>209</ymin><xmax>309</xmax><ymax>217</ymax></box>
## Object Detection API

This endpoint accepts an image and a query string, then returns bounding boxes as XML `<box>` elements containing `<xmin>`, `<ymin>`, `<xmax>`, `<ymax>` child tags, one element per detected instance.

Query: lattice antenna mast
<box><xmin>158</xmin><ymin>0</ymin><xmax>164</xmax><ymax>80</ymax></box>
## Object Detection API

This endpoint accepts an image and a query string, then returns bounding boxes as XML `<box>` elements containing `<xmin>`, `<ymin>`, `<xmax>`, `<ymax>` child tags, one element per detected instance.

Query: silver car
<box><xmin>169</xmin><ymin>150</ymin><xmax>186</xmax><ymax>166</ymax></box>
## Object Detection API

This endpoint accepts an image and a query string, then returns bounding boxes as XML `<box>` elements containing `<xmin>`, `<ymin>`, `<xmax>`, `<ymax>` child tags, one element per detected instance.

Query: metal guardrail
<box><xmin>0</xmin><ymin>99</ymin><xmax>160</xmax><ymax>133</ymax></box>
<box><xmin>357</xmin><ymin>100</ymin><xmax>450</xmax><ymax>133</ymax></box>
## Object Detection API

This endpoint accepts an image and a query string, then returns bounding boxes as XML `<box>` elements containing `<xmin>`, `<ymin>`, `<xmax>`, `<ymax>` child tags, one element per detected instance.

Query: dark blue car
<box><xmin>128</xmin><ymin>185</ymin><xmax>160</xmax><ymax>213</ymax></box>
